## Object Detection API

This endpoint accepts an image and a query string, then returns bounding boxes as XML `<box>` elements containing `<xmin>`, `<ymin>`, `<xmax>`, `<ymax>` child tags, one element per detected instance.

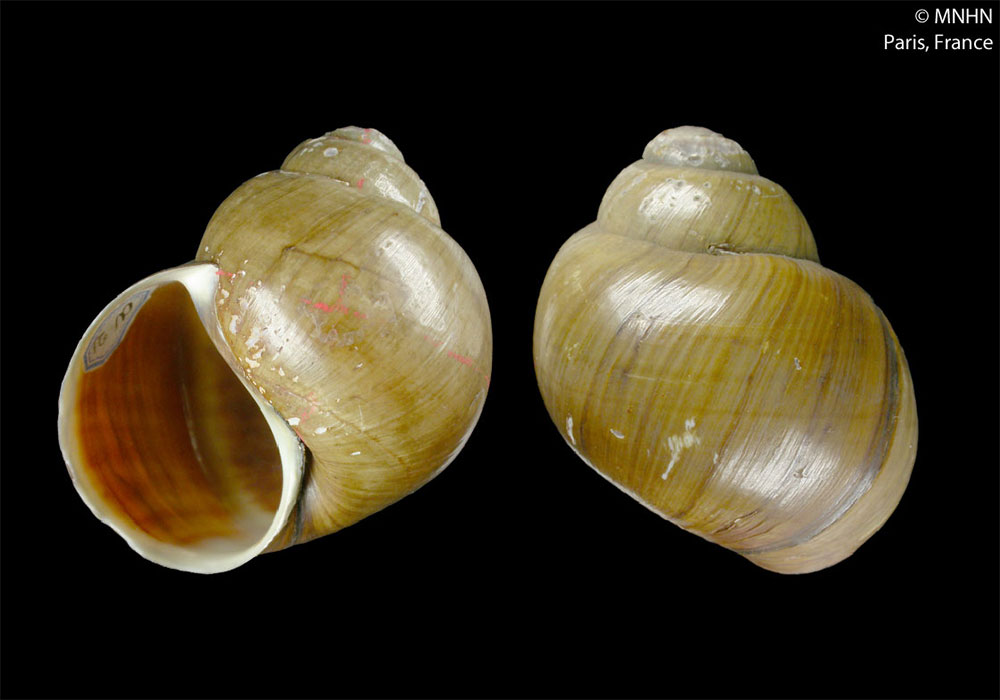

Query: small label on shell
<box><xmin>82</xmin><ymin>289</ymin><xmax>152</xmax><ymax>372</ymax></box>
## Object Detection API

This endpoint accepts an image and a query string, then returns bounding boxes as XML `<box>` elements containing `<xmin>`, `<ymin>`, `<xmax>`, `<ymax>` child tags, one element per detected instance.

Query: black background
<box><xmin>2</xmin><ymin>2</ymin><xmax>998</xmax><ymax>699</ymax></box>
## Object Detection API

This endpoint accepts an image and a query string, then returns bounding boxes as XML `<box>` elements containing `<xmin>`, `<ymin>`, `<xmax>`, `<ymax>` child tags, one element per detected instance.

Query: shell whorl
<box><xmin>282</xmin><ymin>126</ymin><xmax>440</xmax><ymax>226</ymax></box>
<box><xmin>598</xmin><ymin>126</ymin><xmax>819</xmax><ymax>261</ymax></box>
<box><xmin>196</xmin><ymin>127</ymin><xmax>492</xmax><ymax>550</ymax></box>
<box><xmin>642</xmin><ymin>126</ymin><xmax>758</xmax><ymax>174</ymax></box>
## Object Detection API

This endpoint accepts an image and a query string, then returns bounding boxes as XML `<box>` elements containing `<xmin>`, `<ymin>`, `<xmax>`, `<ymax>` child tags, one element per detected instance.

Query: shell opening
<box><xmin>58</xmin><ymin>264</ymin><xmax>304</xmax><ymax>573</ymax></box>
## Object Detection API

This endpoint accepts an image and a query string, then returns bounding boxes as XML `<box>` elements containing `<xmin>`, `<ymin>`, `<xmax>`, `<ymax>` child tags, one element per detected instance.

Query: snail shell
<box><xmin>533</xmin><ymin>126</ymin><xmax>917</xmax><ymax>574</ymax></box>
<box><xmin>58</xmin><ymin>127</ymin><xmax>492</xmax><ymax>573</ymax></box>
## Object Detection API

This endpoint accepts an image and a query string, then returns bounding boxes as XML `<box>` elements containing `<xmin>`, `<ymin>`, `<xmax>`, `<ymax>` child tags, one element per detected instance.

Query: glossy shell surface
<box><xmin>533</xmin><ymin>126</ymin><xmax>917</xmax><ymax>573</ymax></box>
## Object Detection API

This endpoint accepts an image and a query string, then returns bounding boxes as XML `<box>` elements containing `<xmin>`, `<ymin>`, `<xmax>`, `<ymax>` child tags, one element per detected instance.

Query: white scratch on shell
<box><xmin>661</xmin><ymin>418</ymin><xmax>701</xmax><ymax>480</ymax></box>
<box><xmin>566</xmin><ymin>415</ymin><xmax>575</xmax><ymax>445</ymax></box>
<box><xmin>246</xmin><ymin>326</ymin><xmax>263</xmax><ymax>351</ymax></box>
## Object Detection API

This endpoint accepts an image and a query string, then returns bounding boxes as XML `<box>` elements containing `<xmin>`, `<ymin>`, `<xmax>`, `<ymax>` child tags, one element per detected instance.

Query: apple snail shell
<box><xmin>58</xmin><ymin>127</ymin><xmax>492</xmax><ymax>573</ymax></box>
<box><xmin>532</xmin><ymin>126</ymin><xmax>917</xmax><ymax>574</ymax></box>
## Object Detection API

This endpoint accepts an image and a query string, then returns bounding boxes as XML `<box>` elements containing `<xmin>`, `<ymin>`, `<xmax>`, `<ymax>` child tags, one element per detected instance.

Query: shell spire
<box><xmin>642</xmin><ymin>126</ymin><xmax>758</xmax><ymax>174</ymax></box>
<box><xmin>282</xmin><ymin>126</ymin><xmax>440</xmax><ymax>225</ymax></box>
<box><xmin>597</xmin><ymin>126</ymin><xmax>818</xmax><ymax>261</ymax></box>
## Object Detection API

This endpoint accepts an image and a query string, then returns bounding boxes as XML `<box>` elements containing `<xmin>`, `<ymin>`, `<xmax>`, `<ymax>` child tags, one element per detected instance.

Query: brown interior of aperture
<box><xmin>74</xmin><ymin>283</ymin><xmax>284</xmax><ymax>551</ymax></box>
